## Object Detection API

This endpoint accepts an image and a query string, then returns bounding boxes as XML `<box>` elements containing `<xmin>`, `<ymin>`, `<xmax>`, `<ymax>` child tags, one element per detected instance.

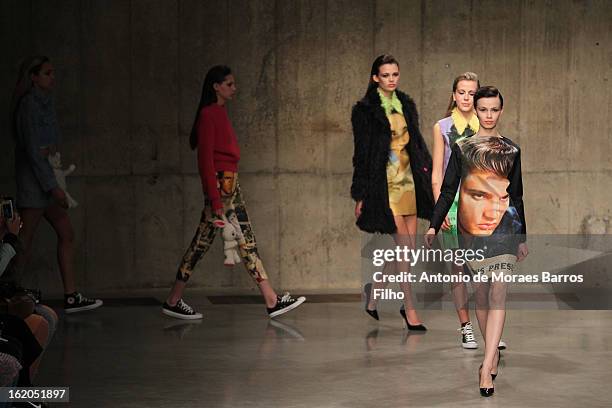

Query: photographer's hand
<box><xmin>7</xmin><ymin>214</ymin><xmax>21</xmax><ymax>235</ymax></box>
<box><xmin>51</xmin><ymin>187</ymin><xmax>69</xmax><ymax>209</ymax></box>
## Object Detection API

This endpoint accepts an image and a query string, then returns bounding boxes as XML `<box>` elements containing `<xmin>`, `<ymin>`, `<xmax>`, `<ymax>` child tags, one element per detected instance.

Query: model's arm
<box><xmin>17</xmin><ymin>99</ymin><xmax>59</xmax><ymax>193</ymax></box>
<box><xmin>197</xmin><ymin>109</ymin><xmax>222</xmax><ymax>212</ymax></box>
<box><xmin>431</xmin><ymin>122</ymin><xmax>445</xmax><ymax>202</ymax></box>
<box><xmin>508</xmin><ymin>148</ymin><xmax>527</xmax><ymax>241</ymax></box>
<box><xmin>350</xmin><ymin>104</ymin><xmax>372</xmax><ymax>204</ymax></box>
<box><xmin>429</xmin><ymin>143</ymin><xmax>462</xmax><ymax>233</ymax></box>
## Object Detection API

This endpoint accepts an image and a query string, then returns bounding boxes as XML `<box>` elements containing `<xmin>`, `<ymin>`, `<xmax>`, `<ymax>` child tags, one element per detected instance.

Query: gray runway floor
<box><xmin>36</xmin><ymin>299</ymin><xmax>612</xmax><ymax>407</ymax></box>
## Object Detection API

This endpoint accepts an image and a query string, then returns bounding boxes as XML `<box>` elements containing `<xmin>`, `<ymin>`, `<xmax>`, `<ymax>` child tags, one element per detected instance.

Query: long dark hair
<box><xmin>10</xmin><ymin>56</ymin><xmax>50</xmax><ymax>138</ymax></box>
<box><xmin>189</xmin><ymin>65</ymin><xmax>232</xmax><ymax>150</ymax></box>
<box><xmin>365</xmin><ymin>54</ymin><xmax>400</xmax><ymax>96</ymax></box>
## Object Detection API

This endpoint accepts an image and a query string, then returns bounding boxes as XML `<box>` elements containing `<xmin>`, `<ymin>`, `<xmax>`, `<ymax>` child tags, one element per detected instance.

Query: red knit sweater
<box><xmin>197</xmin><ymin>104</ymin><xmax>240</xmax><ymax>210</ymax></box>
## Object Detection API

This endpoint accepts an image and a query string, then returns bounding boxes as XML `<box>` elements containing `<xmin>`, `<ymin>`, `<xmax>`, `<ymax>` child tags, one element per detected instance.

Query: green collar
<box><xmin>377</xmin><ymin>88</ymin><xmax>403</xmax><ymax>116</ymax></box>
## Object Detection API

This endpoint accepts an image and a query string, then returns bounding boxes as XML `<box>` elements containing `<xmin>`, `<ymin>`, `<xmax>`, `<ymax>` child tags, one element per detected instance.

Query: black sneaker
<box><xmin>162</xmin><ymin>299</ymin><xmax>203</xmax><ymax>320</ymax></box>
<box><xmin>267</xmin><ymin>293</ymin><xmax>306</xmax><ymax>318</ymax></box>
<box><xmin>458</xmin><ymin>321</ymin><xmax>478</xmax><ymax>349</ymax></box>
<box><xmin>64</xmin><ymin>292</ymin><xmax>103</xmax><ymax>313</ymax></box>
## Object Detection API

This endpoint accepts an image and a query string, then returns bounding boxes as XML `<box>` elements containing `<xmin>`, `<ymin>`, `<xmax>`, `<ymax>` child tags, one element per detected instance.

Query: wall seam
<box><xmin>372</xmin><ymin>0</ymin><xmax>376</xmax><ymax>55</ymax></box>
<box><xmin>177</xmin><ymin>0</ymin><xmax>185</xmax><ymax>259</ymax></box>
<box><xmin>129</xmin><ymin>0</ymin><xmax>136</xmax><ymax>282</ymax></box>
<box><xmin>419</xmin><ymin>0</ymin><xmax>425</xmax><ymax>123</ymax></box>
<box><xmin>565</xmin><ymin>0</ymin><xmax>574</xmax><ymax>235</ymax></box>
<box><xmin>325</xmin><ymin>0</ymin><xmax>331</xmax><ymax>290</ymax></box>
<box><xmin>274</xmin><ymin>0</ymin><xmax>281</xmax><ymax>290</ymax></box>
<box><xmin>520</xmin><ymin>0</ymin><xmax>526</xmax><ymax>140</ymax></box>
<box><xmin>78</xmin><ymin>0</ymin><xmax>88</xmax><ymax>289</ymax></box>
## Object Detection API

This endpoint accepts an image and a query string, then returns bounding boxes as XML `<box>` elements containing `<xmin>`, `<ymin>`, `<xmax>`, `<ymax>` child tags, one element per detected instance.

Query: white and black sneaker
<box><xmin>498</xmin><ymin>339</ymin><xmax>508</xmax><ymax>350</ymax></box>
<box><xmin>162</xmin><ymin>299</ymin><xmax>203</xmax><ymax>320</ymax></box>
<box><xmin>267</xmin><ymin>293</ymin><xmax>306</xmax><ymax>318</ymax></box>
<box><xmin>64</xmin><ymin>292</ymin><xmax>103</xmax><ymax>314</ymax></box>
<box><xmin>459</xmin><ymin>321</ymin><xmax>478</xmax><ymax>349</ymax></box>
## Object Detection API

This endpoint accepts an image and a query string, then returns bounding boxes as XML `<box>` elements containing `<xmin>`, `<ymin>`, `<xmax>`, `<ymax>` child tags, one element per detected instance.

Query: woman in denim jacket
<box><xmin>10</xmin><ymin>56</ymin><xmax>101</xmax><ymax>313</ymax></box>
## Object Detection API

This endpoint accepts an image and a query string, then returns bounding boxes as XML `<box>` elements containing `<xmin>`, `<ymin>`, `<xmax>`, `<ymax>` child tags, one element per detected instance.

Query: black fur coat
<box><xmin>350</xmin><ymin>88</ymin><xmax>434</xmax><ymax>234</ymax></box>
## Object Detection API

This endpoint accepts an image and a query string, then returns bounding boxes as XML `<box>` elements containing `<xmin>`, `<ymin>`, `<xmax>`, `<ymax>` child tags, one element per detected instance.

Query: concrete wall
<box><xmin>0</xmin><ymin>0</ymin><xmax>610</xmax><ymax>295</ymax></box>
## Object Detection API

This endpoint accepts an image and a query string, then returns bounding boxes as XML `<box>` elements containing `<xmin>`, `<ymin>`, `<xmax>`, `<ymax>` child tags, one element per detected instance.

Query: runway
<box><xmin>37</xmin><ymin>296</ymin><xmax>612</xmax><ymax>407</ymax></box>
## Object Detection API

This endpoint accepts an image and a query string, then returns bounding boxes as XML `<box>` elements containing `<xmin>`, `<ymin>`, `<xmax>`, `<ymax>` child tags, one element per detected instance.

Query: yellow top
<box><xmin>451</xmin><ymin>107</ymin><xmax>479</xmax><ymax>135</ymax></box>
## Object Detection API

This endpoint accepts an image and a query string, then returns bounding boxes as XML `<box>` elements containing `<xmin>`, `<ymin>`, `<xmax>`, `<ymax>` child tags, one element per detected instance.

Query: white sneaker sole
<box><xmin>162</xmin><ymin>308</ymin><xmax>203</xmax><ymax>320</ymax></box>
<box><xmin>65</xmin><ymin>299</ymin><xmax>103</xmax><ymax>314</ymax></box>
<box><xmin>269</xmin><ymin>296</ymin><xmax>306</xmax><ymax>318</ymax></box>
<box><xmin>462</xmin><ymin>342</ymin><xmax>479</xmax><ymax>349</ymax></box>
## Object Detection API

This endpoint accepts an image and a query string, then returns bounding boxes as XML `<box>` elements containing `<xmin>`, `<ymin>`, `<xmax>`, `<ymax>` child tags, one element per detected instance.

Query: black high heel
<box><xmin>364</xmin><ymin>283</ymin><xmax>379</xmax><ymax>321</ymax></box>
<box><xmin>399</xmin><ymin>307</ymin><xmax>427</xmax><ymax>331</ymax></box>
<box><xmin>478</xmin><ymin>365</ymin><xmax>495</xmax><ymax>397</ymax></box>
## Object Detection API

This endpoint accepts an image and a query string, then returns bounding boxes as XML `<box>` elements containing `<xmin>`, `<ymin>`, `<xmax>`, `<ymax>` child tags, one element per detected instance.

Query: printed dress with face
<box><xmin>430</xmin><ymin>135</ymin><xmax>527</xmax><ymax>278</ymax></box>
<box><xmin>386</xmin><ymin>111</ymin><xmax>417</xmax><ymax>216</ymax></box>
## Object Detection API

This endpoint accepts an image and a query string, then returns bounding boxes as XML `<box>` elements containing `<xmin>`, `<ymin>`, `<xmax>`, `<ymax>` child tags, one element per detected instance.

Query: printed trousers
<box><xmin>176</xmin><ymin>172</ymin><xmax>268</xmax><ymax>283</ymax></box>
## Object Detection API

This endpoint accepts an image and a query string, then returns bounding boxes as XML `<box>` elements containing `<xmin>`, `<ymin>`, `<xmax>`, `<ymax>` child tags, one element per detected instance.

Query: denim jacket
<box><xmin>14</xmin><ymin>88</ymin><xmax>60</xmax><ymax>207</ymax></box>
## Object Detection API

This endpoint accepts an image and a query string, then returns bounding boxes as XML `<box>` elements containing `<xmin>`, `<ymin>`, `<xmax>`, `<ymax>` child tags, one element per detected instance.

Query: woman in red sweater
<box><xmin>163</xmin><ymin>65</ymin><xmax>305</xmax><ymax>319</ymax></box>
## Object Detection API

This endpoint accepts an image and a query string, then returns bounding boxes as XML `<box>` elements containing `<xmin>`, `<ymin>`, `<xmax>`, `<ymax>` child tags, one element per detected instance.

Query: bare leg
<box><xmin>485</xmin><ymin>282</ymin><xmax>507</xmax><ymax>376</ymax></box>
<box><xmin>167</xmin><ymin>280</ymin><xmax>186</xmax><ymax>306</ymax></box>
<box><xmin>367</xmin><ymin>256</ymin><xmax>395</xmax><ymax>310</ymax></box>
<box><xmin>35</xmin><ymin>304</ymin><xmax>58</xmax><ymax>344</ymax></box>
<box><xmin>476</xmin><ymin>280</ymin><xmax>507</xmax><ymax>388</ymax></box>
<box><xmin>257</xmin><ymin>280</ymin><xmax>278</xmax><ymax>308</ymax></box>
<box><xmin>483</xmin><ymin>309</ymin><xmax>504</xmax><ymax>381</ymax></box>
<box><xmin>473</xmin><ymin>281</ymin><xmax>490</xmax><ymax>341</ymax></box>
<box><xmin>451</xmin><ymin>264</ymin><xmax>470</xmax><ymax>323</ymax></box>
<box><xmin>395</xmin><ymin>214</ymin><xmax>422</xmax><ymax>325</ymax></box>
<box><xmin>43</xmin><ymin>204</ymin><xmax>76</xmax><ymax>293</ymax></box>
<box><xmin>24</xmin><ymin>314</ymin><xmax>49</xmax><ymax>380</ymax></box>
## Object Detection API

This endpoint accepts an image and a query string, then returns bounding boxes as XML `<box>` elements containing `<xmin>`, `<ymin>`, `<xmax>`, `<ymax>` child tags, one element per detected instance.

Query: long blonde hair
<box><xmin>445</xmin><ymin>72</ymin><xmax>479</xmax><ymax>117</ymax></box>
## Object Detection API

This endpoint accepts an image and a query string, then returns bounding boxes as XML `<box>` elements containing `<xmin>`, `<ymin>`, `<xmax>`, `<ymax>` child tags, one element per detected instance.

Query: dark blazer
<box><xmin>350</xmin><ymin>87</ymin><xmax>434</xmax><ymax>234</ymax></box>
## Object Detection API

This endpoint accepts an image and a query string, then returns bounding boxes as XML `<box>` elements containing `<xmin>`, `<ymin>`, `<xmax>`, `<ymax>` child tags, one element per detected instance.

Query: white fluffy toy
<box><xmin>221</xmin><ymin>209</ymin><xmax>245</xmax><ymax>266</ymax></box>
<box><xmin>48</xmin><ymin>152</ymin><xmax>79</xmax><ymax>208</ymax></box>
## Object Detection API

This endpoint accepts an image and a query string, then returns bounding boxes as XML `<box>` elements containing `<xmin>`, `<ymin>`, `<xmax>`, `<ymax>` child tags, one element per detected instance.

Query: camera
<box><xmin>1</xmin><ymin>197</ymin><xmax>14</xmax><ymax>220</ymax></box>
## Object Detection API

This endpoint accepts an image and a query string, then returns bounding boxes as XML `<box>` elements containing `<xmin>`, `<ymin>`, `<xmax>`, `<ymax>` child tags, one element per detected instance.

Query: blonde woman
<box><xmin>10</xmin><ymin>56</ymin><xmax>102</xmax><ymax>313</ymax></box>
